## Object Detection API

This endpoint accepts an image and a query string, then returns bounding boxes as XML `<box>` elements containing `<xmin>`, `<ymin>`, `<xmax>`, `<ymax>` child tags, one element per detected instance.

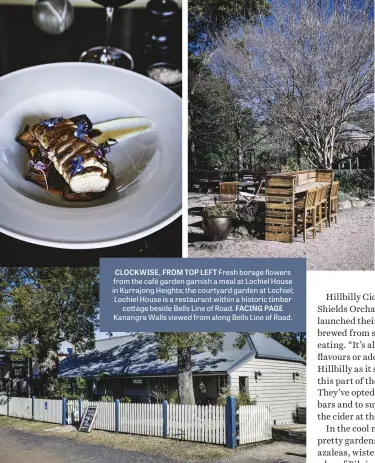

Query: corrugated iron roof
<box><xmin>337</xmin><ymin>122</ymin><xmax>373</xmax><ymax>141</ymax></box>
<box><xmin>59</xmin><ymin>333</ymin><xmax>305</xmax><ymax>378</ymax></box>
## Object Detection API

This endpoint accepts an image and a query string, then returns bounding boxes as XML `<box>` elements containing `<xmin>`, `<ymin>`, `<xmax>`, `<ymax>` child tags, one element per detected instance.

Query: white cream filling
<box><xmin>70</xmin><ymin>171</ymin><xmax>110</xmax><ymax>193</ymax></box>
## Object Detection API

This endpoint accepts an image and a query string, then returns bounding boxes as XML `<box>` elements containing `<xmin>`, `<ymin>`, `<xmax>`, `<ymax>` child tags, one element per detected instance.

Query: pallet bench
<box><xmin>265</xmin><ymin>169</ymin><xmax>334</xmax><ymax>243</ymax></box>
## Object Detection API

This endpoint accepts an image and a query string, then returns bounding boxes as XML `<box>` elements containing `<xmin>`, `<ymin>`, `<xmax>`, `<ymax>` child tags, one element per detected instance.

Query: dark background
<box><xmin>0</xmin><ymin>5</ymin><xmax>182</xmax><ymax>266</ymax></box>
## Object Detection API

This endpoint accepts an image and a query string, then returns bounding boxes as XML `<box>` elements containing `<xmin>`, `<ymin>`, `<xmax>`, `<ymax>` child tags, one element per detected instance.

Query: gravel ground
<box><xmin>0</xmin><ymin>422</ymin><xmax>306</xmax><ymax>463</ymax></box>
<box><xmin>189</xmin><ymin>206</ymin><xmax>374</xmax><ymax>271</ymax></box>
<box><xmin>220</xmin><ymin>441</ymin><xmax>306</xmax><ymax>463</ymax></box>
<box><xmin>0</xmin><ymin>427</ymin><xmax>174</xmax><ymax>463</ymax></box>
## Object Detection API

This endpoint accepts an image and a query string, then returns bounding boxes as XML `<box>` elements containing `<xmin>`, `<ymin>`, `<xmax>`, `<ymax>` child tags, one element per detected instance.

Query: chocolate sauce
<box><xmin>88</xmin><ymin>129</ymin><xmax>103</xmax><ymax>138</ymax></box>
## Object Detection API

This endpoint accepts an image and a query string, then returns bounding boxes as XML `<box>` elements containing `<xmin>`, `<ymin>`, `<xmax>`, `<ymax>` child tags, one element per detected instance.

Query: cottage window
<box><xmin>239</xmin><ymin>376</ymin><xmax>248</xmax><ymax>394</ymax></box>
<box><xmin>218</xmin><ymin>375</ymin><xmax>228</xmax><ymax>392</ymax></box>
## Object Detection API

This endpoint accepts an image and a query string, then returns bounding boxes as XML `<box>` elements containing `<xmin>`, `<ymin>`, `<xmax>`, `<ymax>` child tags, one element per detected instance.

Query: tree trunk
<box><xmin>304</xmin><ymin>144</ymin><xmax>333</xmax><ymax>169</ymax></box>
<box><xmin>39</xmin><ymin>349</ymin><xmax>59</xmax><ymax>397</ymax></box>
<box><xmin>188</xmin><ymin>112</ymin><xmax>197</xmax><ymax>168</ymax></box>
<box><xmin>177</xmin><ymin>347</ymin><xmax>195</xmax><ymax>404</ymax></box>
<box><xmin>235</xmin><ymin>123</ymin><xmax>244</xmax><ymax>171</ymax></box>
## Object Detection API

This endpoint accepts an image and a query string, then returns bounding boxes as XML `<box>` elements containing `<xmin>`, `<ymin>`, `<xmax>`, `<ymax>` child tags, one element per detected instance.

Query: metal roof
<box><xmin>59</xmin><ymin>333</ymin><xmax>305</xmax><ymax>378</ymax></box>
<box><xmin>337</xmin><ymin>122</ymin><xmax>373</xmax><ymax>141</ymax></box>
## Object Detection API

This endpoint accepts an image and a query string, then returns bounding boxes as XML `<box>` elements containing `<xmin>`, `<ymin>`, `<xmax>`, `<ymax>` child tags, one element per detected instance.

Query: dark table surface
<box><xmin>0</xmin><ymin>5</ymin><xmax>182</xmax><ymax>266</ymax></box>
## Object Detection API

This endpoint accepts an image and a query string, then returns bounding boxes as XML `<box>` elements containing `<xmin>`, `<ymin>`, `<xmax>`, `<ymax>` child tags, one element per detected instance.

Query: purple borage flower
<box><xmin>74</xmin><ymin>120</ymin><xmax>89</xmax><ymax>142</ymax></box>
<box><xmin>28</xmin><ymin>160</ymin><xmax>49</xmax><ymax>191</ymax></box>
<box><xmin>72</xmin><ymin>155</ymin><xmax>84</xmax><ymax>176</ymax></box>
<box><xmin>40</xmin><ymin>117</ymin><xmax>63</xmax><ymax>128</ymax></box>
<box><xmin>95</xmin><ymin>138</ymin><xmax>118</xmax><ymax>158</ymax></box>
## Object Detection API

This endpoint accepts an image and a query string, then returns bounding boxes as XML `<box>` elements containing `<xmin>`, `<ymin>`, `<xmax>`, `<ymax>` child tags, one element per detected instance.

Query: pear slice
<box><xmin>91</xmin><ymin>117</ymin><xmax>153</xmax><ymax>145</ymax></box>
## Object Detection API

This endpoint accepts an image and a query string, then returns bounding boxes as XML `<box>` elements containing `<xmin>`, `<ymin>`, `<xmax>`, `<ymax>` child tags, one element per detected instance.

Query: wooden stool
<box><xmin>317</xmin><ymin>185</ymin><xmax>329</xmax><ymax>232</ymax></box>
<box><xmin>329</xmin><ymin>181</ymin><xmax>339</xmax><ymax>226</ymax></box>
<box><xmin>294</xmin><ymin>189</ymin><xmax>318</xmax><ymax>242</ymax></box>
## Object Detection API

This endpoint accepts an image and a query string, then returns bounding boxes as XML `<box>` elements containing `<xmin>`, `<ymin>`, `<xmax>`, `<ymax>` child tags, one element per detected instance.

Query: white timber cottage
<box><xmin>59</xmin><ymin>332</ymin><xmax>306</xmax><ymax>425</ymax></box>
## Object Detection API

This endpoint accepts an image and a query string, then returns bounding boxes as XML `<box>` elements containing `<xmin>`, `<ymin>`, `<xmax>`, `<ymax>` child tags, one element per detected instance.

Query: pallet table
<box><xmin>265</xmin><ymin>169</ymin><xmax>334</xmax><ymax>243</ymax></box>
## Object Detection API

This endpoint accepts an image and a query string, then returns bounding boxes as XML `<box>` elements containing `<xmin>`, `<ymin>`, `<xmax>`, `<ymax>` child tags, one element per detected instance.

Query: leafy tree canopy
<box><xmin>0</xmin><ymin>267</ymin><xmax>99</xmax><ymax>396</ymax></box>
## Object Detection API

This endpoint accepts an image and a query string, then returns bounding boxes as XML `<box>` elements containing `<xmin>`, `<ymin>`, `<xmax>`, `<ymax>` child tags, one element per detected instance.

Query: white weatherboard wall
<box><xmin>230</xmin><ymin>358</ymin><xmax>306</xmax><ymax>425</ymax></box>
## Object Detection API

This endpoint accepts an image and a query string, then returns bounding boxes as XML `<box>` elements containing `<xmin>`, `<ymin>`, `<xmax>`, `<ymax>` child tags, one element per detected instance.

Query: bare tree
<box><xmin>217</xmin><ymin>0</ymin><xmax>374</xmax><ymax>168</ymax></box>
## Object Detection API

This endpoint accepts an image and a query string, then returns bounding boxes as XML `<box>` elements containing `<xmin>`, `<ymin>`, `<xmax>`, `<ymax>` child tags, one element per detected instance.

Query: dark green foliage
<box><xmin>189</xmin><ymin>1</ymin><xmax>271</xmax><ymax>172</ymax></box>
<box><xmin>100</xmin><ymin>396</ymin><xmax>114</xmax><ymax>402</ymax></box>
<box><xmin>234</xmin><ymin>201</ymin><xmax>265</xmax><ymax>238</ymax></box>
<box><xmin>334</xmin><ymin>170</ymin><xmax>374</xmax><ymax>199</ymax></box>
<box><xmin>0</xmin><ymin>267</ymin><xmax>99</xmax><ymax>397</ymax></box>
<box><xmin>120</xmin><ymin>396</ymin><xmax>132</xmax><ymax>404</ymax></box>
<box><xmin>189</xmin><ymin>54</ymin><xmax>260</xmax><ymax>171</ymax></box>
<box><xmin>47</xmin><ymin>376</ymin><xmax>87</xmax><ymax>399</ymax></box>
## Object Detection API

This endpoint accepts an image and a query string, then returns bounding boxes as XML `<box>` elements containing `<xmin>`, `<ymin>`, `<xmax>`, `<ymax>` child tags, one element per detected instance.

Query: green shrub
<box><xmin>203</xmin><ymin>202</ymin><xmax>238</xmax><ymax>219</ymax></box>
<box><xmin>217</xmin><ymin>385</ymin><xmax>256</xmax><ymax>408</ymax></box>
<box><xmin>47</xmin><ymin>377</ymin><xmax>87</xmax><ymax>399</ymax></box>
<box><xmin>150</xmin><ymin>385</ymin><xmax>180</xmax><ymax>404</ymax></box>
<box><xmin>100</xmin><ymin>395</ymin><xmax>114</xmax><ymax>402</ymax></box>
<box><xmin>168</xmin><ymin>390</ymin><xmax>179</xmax><ymax>404</ymax></box>
<box><xmin>120</xmin><ymin>396</ymin><xmax>132</xmax><ymax>403</ymax></box>
<box><xmin>334</xmin><ymin>170</ymin><xmax>374</xmax><ymax>199</ymax></box>
<box><xmin>280</xmin><ymin>158</ymin><xmax>300</xmax><ymax>173</ymax></box>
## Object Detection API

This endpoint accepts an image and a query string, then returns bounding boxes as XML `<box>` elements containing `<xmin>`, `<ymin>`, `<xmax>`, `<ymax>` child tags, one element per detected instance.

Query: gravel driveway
<box><xmin>220</xmin><ymin>441</ymin><xmax>306</xmax><ymax>463</ymax></box>
<box><xmin>0</xmin><ymin>427</ymin><xmax>305</xmax><ymax>463</ymax></box>
<box><xmin>0</xmin><ymin>427</ymin><xmax>175</xmax><ymax>463</ymax></box>
<box><xmin>189</xmin><ymin>206</ymin><xmax>374</xmax><ymax>271</ymax></box>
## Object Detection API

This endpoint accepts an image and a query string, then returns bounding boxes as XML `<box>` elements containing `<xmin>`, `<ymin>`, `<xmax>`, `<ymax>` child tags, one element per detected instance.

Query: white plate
<box><xmin>0</xmin><ymin>63</ymin><xmax>182</xmax><ymax>249</ymax></box>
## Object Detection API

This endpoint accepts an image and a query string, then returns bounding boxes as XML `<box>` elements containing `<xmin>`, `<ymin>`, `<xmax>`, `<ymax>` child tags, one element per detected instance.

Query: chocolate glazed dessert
<box><xmin>16</xmin><ymin>114</ymin><xmax>153</xmax><ymax>202</ymax></box>
<box><xmin>17</xmin><ymin>115</ymin><xmax>125</xmax><ymax>202</ymax></box>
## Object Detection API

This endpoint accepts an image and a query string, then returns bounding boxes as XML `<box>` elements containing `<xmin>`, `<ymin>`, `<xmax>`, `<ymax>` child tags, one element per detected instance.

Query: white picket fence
<box><xmin>34</xmin><ymin>398</ymin><xmax>61</xmax><ymax>424</ymax></box>
<box><xmin>120</xmin><ymin>402</ymin><xmax>163</xmax><ymax>437</ymax></box>
<box><xmin>82</xmin><ymin>401</ymin><xmax>116</xmax><ymax>432</ymax></box>
<box><xmin>66</xmin><ymin>401</ymin><xmax>225</xmax><ymax>443</ymax></box>
<box><xmin>8</xmin><ymin>397</ymin><xmax>33</xmax><ymax>420</ymax></box>
<box><xmin>67</xmin><ymin>399</ymin><xmax>79</xmax><ymax>424</ymax></box>
<box><xmin>168</xmin><ymin>404</ymin><xmax>226</xmax><ymax>444</ymax></box>
<box><xmin>238</xmin><ymin>404</ymin><xmax>272</xmax><ymax>444</ymax></box>
<box><xmin>0</xmin><ymin>395</ymin><xmax>8</xmax><ymax>415</ymax></box>
<box><xmin>0</xmin><ymin>397</ymin><xmax>272</xmax><ymax>447</ymax></box>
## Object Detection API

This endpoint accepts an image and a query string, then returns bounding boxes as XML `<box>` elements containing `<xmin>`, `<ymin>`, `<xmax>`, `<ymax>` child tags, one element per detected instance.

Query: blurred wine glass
<box><xmin>79</xmin><ymin>0</ymin><xmax>136</xmax><ymax>69</ymax></box>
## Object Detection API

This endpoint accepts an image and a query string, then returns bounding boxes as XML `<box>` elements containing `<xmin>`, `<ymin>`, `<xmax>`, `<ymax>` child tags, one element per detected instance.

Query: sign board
<box><xmin>79</xmin><ymin>405</ymin><xmax>99</xmax><ymax>433</ymax></box>
<box><xmin>133</xmin><ymin>379</ymin><xmax>142</xmax><ymax>384</ymax></box>
<box><xmin>11</xmin><ymin>360</ymin><xmax>27</xmax><ymax>378</ymax></box>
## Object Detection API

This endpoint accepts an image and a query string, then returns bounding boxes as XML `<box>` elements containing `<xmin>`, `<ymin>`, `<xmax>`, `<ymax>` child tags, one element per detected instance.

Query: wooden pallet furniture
<box><xmin>329</xmin><ymin>181</ymin><xmax>340</xmax><ymax>226</ymax></box>
<box><xmin>265</xmin><ymin>169</ymin><xmax>334</xmax><ymax>242</ymax></box>
<box><xmin>317</xmin><ymin>184</ymin><xmax>330</xmax><ymax>232</ymax></box>
<box><xmin>294</xmin><ymin>189</ymin><xmax>318</xmax><ymax>242</ymax></box>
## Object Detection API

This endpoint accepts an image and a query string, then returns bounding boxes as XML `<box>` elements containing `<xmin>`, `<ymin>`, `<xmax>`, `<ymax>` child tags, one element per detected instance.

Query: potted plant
<box><xmin>202</xmin><ymin>202</ymin><xmax>238</xmax><ymax>241</ymax></box>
